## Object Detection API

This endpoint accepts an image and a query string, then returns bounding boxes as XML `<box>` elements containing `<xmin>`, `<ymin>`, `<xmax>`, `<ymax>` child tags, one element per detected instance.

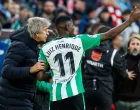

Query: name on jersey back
<box><xmin>46</xmin><ymin>43</ymin><xmax>81</xmax><ymax>58</ymax></box>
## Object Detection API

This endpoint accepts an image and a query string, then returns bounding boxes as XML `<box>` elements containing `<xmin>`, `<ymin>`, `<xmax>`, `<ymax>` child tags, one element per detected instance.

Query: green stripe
<box><xmin>49</xmin><ymin>101</ymin><xmax>50</xmax><ymax>110</ymax></box>
<box><xmin>50</xmin><ymin>70</ymin><xmax>54</xmax><ymax>101</ymax></box>
<box><xmin>56</xmin><ymin>83</ymin><xmax>62</xmax><ymax>100</ymax></box>
<box><xmin>82</xmin><ymin>93</ymin><xmax>86</xmax><ymax>110</ymax></box>
<box><xmin>66</xmin><ymin>81</ymin><xmax>73</xmax><ymax>97</ymax></box>
<box><xmin>76</xmin><ymin>61</ymin><xmax>84</xmax><ymax>93</ymax></box>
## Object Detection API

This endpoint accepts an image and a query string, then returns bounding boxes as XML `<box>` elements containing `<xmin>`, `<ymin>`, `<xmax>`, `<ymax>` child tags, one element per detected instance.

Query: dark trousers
<box><xmin>33</xmin><ymin>92</ymin><xmax>50</xmax><ymax>110</ymax></box>
<box><xmin>0</xmin><ymin>86</ymin><xmax>35</xmax><ymax>110</ymax></box>
<box><xmin>0</xmin><ymin>106</ymin><xmax>33</xmax><ymax>110</ymax></box>
<box><xmin>50</xmin><ymin>93</ymin><xmax>85</xmax><ymax>110</ymax></box>
<box><xmin>84</xmin><ymin>88</ymin><xmax>112</xmax><ymax>110</ymax></box>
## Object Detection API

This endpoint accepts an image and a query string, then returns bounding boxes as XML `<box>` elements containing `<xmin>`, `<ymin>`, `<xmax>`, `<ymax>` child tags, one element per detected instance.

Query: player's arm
<box><xmin>37</xmin><ymin>70</ymin><xmax>51</xmax><ymax>81</ymax></box>
<box><xmin>36</xmin><ymin>80</ymin><xmax>51</xmax><ymax>92</ymax></box>
<box><xmin>101</xmin><ymin>6</ymin><xmax>140</xmax><ymax>41</ymax></box>
<box><xmin>37</xmin><ymin>49</ymin><xmax>49</xmax><ymax>81</ymax></box>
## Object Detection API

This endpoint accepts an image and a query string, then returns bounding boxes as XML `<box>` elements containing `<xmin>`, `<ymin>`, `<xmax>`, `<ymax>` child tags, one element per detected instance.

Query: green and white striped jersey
<box><xmin>38</xmin><ymin>34</ymin><xmax>101</xmax><ymax>101</ymax></box>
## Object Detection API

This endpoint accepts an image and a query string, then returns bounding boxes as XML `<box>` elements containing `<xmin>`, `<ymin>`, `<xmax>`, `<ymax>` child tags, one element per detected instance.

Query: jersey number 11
<box><xmin>54</xmin><ymin>52</ymin><xmax>75</xmax><ymax>77</ymax></box>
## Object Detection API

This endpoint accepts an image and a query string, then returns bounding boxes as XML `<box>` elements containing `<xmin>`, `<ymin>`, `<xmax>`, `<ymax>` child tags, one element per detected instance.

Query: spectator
<box><xmin>0</xmin><ymin>0</ymin><xmax>13</xmax><ymax>27</ymax></box>
<box><xmin>115</xmin><ymin>35</ymin><xmax>140</xmax><ymax>110</ymax></box>
<box><xmin>136</xmin><ymin>18</ymin><xmax>140</xmax><ymax>32</ymax></box>
<box><xmin>85</xmin><ymin>0</ymin><xmax>98</xmax><ymax>9</ymax></box>
<box><xmin>42</xmin><ymin>0</ymin><xmax>56</xmax><ymax>22</ymax></box>
<box><xmin>72</xmin><ymin>0</ymin><xmax>86</xmax><ymax>26</ymax></box>
<box><xmin>0</xmin><ymin>24</ymin><xmax>9</xmax><ymax>76</ymax></box>
<box><xmin>99</xmin><ymin>7</ymin><xmax>114</xmax><ymax>28</ymax></box>
<box><xmin>0</xmin><ymin>17</ymin><xmax>50</xmax><ymax>110</ymax></box>
<box><xmin>79</xmin><ymin>7</ymin><xmax>99</xmax><ymax>33</ymax></box>
<box><xmin>9</xmin><ymin>2</ymin><xmax>20</xmax><ymax>18</ymax></box>
<box><xmin>97</xmin><ymin>0</ymin><xmax>122</xmax><ymax>26</ymax></box>
<box><xmin>121</xmin><ymin>10</ymin><xmax>139</xmax><ymax>52</ymax></box>
<box><xmin>53</xmin><ymin>8</ymin><xmax>70</xmax><ymax>22</ymax></box>
<box><xmin>112</xmin><ymin>34</ymin><xmax>125</xmax><ymax>55</ymax></box>
<box><xmin>0</xmin><ymin>0</ymin><xmax>12</xmax><ymax>20</ymax></box>
<box><xmin>117</xmin><ymin>0</ymin><xmax>132</xmax><ymax>12</ymax></box>
<box><xmin>12</xmin><ymin>5</ymin><xmax>29</xmax><ymax>30</ymax></box>
<box><xmin>83</xmin><ymin>27</ymin><xmax>135</xmax><ymax>110</ymax></box>
<box><xmin>34</xmin><ymin>1</ymin><xmax>43</xmax><ymax>17</ymax></box>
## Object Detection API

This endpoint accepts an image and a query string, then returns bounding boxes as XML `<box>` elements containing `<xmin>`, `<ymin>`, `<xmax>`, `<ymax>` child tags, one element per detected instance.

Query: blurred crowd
<box><xmin>0</xmin><ymin>0</ymin><xmax>140</xmax><ymax>45</ymax></box>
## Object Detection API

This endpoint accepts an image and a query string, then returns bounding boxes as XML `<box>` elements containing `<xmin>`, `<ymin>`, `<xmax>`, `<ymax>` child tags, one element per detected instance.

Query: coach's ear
<box><xmin>33</xmin><ymin>33</ymin><xmax>39</xmax><ymax>42</ymax></box>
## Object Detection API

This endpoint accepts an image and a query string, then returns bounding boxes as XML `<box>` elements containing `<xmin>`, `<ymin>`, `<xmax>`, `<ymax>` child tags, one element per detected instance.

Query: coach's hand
<box><xmin>126</xmin><ymin>69</ymin><xmax>136</xmax><ymax>80</ymax></box>
<box><xmin>30</xmin><ymin>61</ymin><xmax>46</xmax><ymax>74</ymax></box>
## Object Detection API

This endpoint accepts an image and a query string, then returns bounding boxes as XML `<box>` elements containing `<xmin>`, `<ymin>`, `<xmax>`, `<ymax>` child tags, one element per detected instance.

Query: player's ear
<box><xmin>66</xmin><ymin>23</ymin><xmax>70</xmax><ymax>31</ymax></box>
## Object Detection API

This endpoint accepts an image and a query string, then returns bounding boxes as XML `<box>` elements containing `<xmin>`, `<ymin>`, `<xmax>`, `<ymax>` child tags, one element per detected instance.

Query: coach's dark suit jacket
<box><xmin>0</xmin><ymin>26</ymin><xmax>39</xmax><ymax>108</ymax></box>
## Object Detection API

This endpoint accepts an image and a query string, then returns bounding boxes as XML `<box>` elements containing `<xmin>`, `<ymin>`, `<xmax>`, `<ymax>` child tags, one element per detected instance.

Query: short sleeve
<box><xmin>38</xmin><ymin>49</ymin><xmax>48</xmax><ymax>64</ymax></box>
<box><xmin>77</xmin><ymin>34</ymin><xmax>101</xmax><ymax>51</ymax></box>
<box><xmin>38</xmin><ymin>49</ymin><xmax>49</xmax><ymax>71</ymax></box>
<box><xmin>36</xmin><ymin>80</ymin><xmax>51</xmax><ymax>93</ymax></box>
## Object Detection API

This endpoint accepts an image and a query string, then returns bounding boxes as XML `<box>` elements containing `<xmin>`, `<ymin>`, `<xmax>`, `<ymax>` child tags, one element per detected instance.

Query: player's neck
<box><xmin>58</xmin><ymin>31</ymin><xmax>69</xmax><ymax>38</ymax></box>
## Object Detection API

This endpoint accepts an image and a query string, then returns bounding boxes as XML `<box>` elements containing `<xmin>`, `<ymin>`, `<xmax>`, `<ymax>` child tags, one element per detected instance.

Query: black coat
<box><xmin>83</xmin><ymin>46</ymin><xmax>128</xmax><ymax>95</ymax></box>
<box><xmin>116</xmin><ymin>54</ymin><xmax>140</xmax><ymax>101</ymax></box>
<box><xmin>0</xmin><ymin>26</ymin><xmax>39</xmax><ymax>107</ymax></box>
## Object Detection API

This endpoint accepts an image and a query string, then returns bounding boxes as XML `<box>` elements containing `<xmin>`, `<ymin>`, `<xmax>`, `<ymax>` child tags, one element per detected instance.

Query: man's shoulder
<box><xmin>43</xmin><ymin>37</ymin><xmax>80</xmax><ymax>46</ymax></box>
<box><xmin>76</xmin><ymin>34</ymin><xmax>88</xmax><ymax>38</ymax></box>
<box><xmin>10</xmin><ymin>41</ymin><xmax>28</xmax><ymax>51</ymax></box>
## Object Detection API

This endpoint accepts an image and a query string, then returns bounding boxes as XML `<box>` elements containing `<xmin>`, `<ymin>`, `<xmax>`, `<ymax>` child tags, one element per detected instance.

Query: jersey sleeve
<box><xmin>77</xmin><ymin>34</ymin><xmax>101</xmax><ymax>51</ymax></box>
<box><xmin>36</xmin><ymin>80</ymin><xmax>51</xmax><ymax>93</ymax></box>
<box><xmin>38</xmin><ymin>49</ymin><xmax>48</xmax><ymax>64</ymax></box>
<box><xmin>38</xmin><ymin>49</ymin><xmax>49</xmax><ymax>71</ymax></box>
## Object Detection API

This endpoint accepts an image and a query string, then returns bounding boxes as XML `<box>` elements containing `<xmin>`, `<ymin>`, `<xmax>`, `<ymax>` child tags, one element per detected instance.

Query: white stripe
<box><xmin>70</xmin><ymin>75</ymin><xmax>78</xmax><ymax>95</ymax></box>
<box><xmin>111</xmin><ymin>49</ymin><xmax>117</xmax><ymax>66</ymax></box>
<box><xmin>61</xmin><ymin>82</ymin><xmax>68</xmax><ymax>99</ymax></box>
<box><xmin>52</xmin><ymin>84</ymin><xmax>57</xmax><ymax>101</ymax></box>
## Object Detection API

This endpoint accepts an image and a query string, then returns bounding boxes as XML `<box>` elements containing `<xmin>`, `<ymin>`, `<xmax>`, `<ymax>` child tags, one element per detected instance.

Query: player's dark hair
<box><xmin>55</xmin><ymin>16</ymin><xmax>72</xmax><ymax>25</ymax></box>
<box><xmin>98</xmin><ymin>26</ymin><xmax>110</xmax><ymax>33</ymax></box>
<box><xmin>98</xmin><ymin>26</ymin><xmax>111</xmax><ymax>47</ymax></box>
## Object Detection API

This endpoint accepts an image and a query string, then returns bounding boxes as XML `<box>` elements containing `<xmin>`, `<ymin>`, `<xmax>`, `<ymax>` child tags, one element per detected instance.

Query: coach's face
<box><xmin>128</xmin><ymin>38</ymin><xmax>140</xmax><ymax>56</ymax></box>
<box><xmin>35</xmin><ymin>26</ymin><xmax>48</xmax><ymax>43</ymax></box>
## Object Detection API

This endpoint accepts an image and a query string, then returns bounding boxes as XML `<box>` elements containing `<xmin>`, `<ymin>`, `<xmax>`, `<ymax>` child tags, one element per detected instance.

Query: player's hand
<box><xmin>30</xmin><ymin>61</ymin><xmax>46</xmax><ymax>74</ymax></box>
<box><xmin>129</xmin><ymin>6</ymin><xmax>140</xmax><ymax>23</ymax></box>
<box><xmin>126</xmin><ymin>69</ymin><xmax>136</xmax><ymax>80</ymax></box>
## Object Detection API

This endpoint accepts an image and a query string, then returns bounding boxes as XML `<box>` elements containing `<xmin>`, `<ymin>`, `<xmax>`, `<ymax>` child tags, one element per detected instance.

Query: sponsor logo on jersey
<box><xmin>86</xmin><ymin>60</ymin><xmax>103</xmax><ymax>68</ymax></box>
<box><xmin>91</xmin><ymin>50</ymin><xmax>102</xmax><ymax>61</ymax></box>
<box><xmin>54</xmin><ymin>76</ymin><xmax>73</xmax><ymax>84</ymax></box>
<box><xmin>88</xmin><ymin>35</ymin><xmax>98</xmax><ymax>38</ymax></box>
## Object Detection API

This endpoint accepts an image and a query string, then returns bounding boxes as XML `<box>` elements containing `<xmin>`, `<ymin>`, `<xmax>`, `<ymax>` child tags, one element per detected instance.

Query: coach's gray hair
<box><xmin>27</xmin><ymin>17</ymin><xmax>50</xmax><ymax>38</ymax></box>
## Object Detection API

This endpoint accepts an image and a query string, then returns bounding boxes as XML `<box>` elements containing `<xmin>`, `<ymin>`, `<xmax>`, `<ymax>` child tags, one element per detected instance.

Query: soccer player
<box><xmin>37</xmin><ymin>7</ymin><xmax>140</xmax><ymax>110</ymax></box>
